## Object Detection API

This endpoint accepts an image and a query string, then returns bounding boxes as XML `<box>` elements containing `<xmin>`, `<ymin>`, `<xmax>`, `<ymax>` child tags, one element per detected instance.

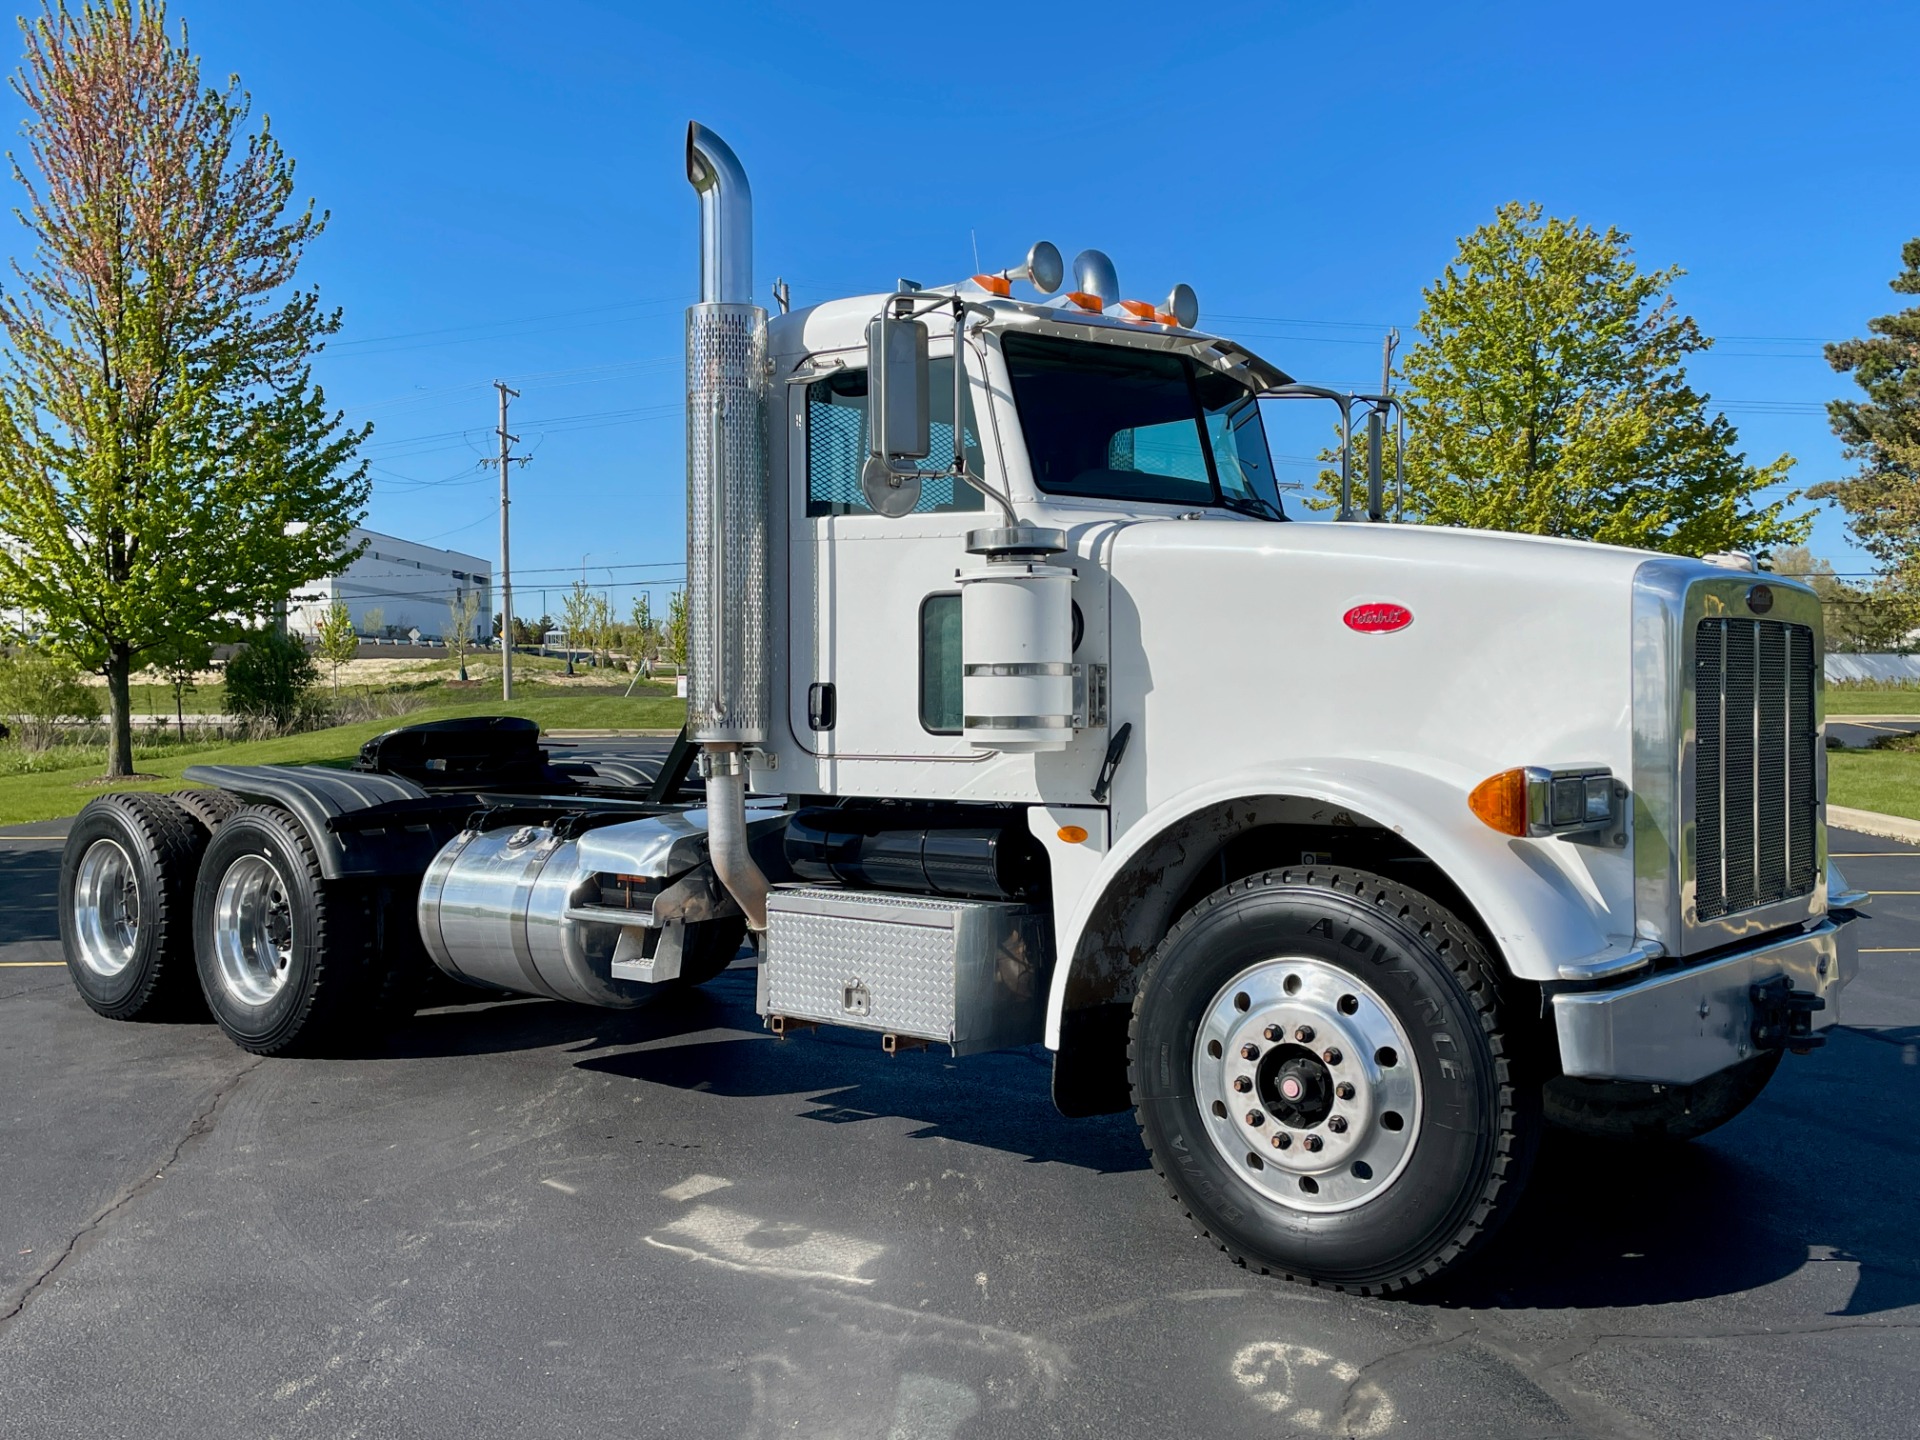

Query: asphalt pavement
<box><xmin>1828</xmin><ymin>716</ymin><xmax>1920</xmax><ymax>749</ymax></box>
<box><xmin>0</xmin><ymin>792</ymin><xmax>1916</xmax><ymax>1438</ymax></box>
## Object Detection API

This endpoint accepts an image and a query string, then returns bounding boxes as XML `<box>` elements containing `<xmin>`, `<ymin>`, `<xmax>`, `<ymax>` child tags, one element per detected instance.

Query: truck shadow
<box><xmin>1426</xmin><ymin>1031</ymin><xmax>1920</xmax><ymax>1316</ymax></box>
<box><xmin>384</xmin><ymin>972</ymin><xmax>1146</xmax><ymax>1174</ymax></box>
<box><xmin>382</xmin><ymin>975</ymin><xmax>1920</xmax><ymax>1309</ymax></box>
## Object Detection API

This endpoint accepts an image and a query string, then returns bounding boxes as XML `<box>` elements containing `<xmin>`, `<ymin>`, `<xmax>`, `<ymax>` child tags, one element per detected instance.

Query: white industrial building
<box><xmin>287</xmin><ymin>528</ymin><xmax>492</xmax><ymax>643</ymax></box>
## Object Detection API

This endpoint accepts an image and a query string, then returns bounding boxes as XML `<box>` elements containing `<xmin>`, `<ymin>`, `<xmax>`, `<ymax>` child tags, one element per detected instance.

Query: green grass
<box><xmin>1826</xmin><ymin>686</ymin><xmax>1920</xmax><ymax>715</ymax></box>
<box><xmin>0</xmin><ymin>692</ymin><xmax>685</xmax><ymax>826</ymax></box>
<box><xmin>1829</xmin><ymin>744</ymin><xmax>1920</xmax><ymax>821</ymax></box>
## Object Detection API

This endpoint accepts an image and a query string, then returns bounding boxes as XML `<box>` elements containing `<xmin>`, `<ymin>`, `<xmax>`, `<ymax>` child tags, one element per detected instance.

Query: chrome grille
<box><xmin>1692</xmin><ymin>618</ymin><xmax>1818</xmax><ymax>921</ymax></box>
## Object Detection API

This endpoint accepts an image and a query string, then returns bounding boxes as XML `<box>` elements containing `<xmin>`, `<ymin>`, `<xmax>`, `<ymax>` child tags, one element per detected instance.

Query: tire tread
<box><xmin>62</xmin><ymin>792</ymin><xmax>209</xmax><ymax>1020</ymax></box>
<box><xmin>1126</xmin><ymin>865</ymin><xmax>1533</xmax><ymax>1295</ymax></box>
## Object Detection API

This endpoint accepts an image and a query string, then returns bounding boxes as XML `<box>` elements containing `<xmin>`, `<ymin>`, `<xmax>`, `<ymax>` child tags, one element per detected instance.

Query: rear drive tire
<box><xmin>672</xmin><ymin>916</ymin><xmax>749</xmax><ymax>989</ymax></box>
<box><xmin>1543</xmin><ymin>1051</ymin><xmax>1782</xmax><ymax>1142</ymax></box>
<box><xmin>59</xmin><ymin>793</ymin><xmax>209</xmax><ymax>1020</ymax></box>
<box><xmin>192</xmin><ymin>805</ymin><xmax>384</xmax><ymax>1056</ymax></box>
<box><xmin>170</xmin><ymin>788</ymin><xmax>245</xmax><ymax>835</ymax></box>
<box><xmin>1129</xmin><ymin>866</ymin><xmax>1537</xmax><ymax>1294</ymax></box>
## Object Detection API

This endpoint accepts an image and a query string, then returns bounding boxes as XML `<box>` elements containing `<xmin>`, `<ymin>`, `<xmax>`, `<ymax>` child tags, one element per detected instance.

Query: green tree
<box><xmin>561</xmin><ymin>581</ymin><xmax>593</xmax><ymax>672</ymax></box>
<box><xmin>222</xmin><ymin>625</ymin><xmax>315</xmax><ymax>732</ymax></box>
<box><xmin>629</xmin><ymin>592</ymin><xmax>656</xmax><ymax>667</ymax></box>
<box><xmin>361</xmin><ymin>605</ymin><xmax>383</xmax><ymax>642</ymax></box>
<box><xmin>445</xmin><ymin>589</ymin><xmax>479</xmax><ymax>680</ymax></box>
<box><xmin>0</xmin><ymin>646</ymin><xmax>98</xmax><ymax>747</ymax></box>
<box><xmin>666</xmin><ymin>589</ymin><xmax>688</xmax><ymax>674</ymax></box>
<box><xmin>314</xmin><ymin>600</ymin><xmax>357</xmax><ymax>692</ymax></box>
<box><xmin>147</xmin><ymin>626</ymin><xmax>212</xmax><ymax>737</ymax></box>
<box><xmin>1768</xmin><ymin>546</ymin><xmax>1912</xmax><ymax>653</ymax></box>
<box><xmin>0</xmin><ymin>1</ymin><xmax>369</xmax><ymax>777</ymax></box>
<box><xmin>1362</xmin><ymin>202</ymin><xmax>1806</xmax><ymax>555</ymax></box>
<box><xmin>1807</xmin><ymin>237</ymin><xmax>1920</xmax><ymax>588</ymax></box>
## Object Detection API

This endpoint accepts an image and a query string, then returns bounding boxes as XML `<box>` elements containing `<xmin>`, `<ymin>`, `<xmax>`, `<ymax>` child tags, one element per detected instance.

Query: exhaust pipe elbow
<box><xmin>704</xmin><ymin>745</ymin><xmax>769</xmax><ymax>933</ymax></box>
<box><xmin>686</xmin><ymin>122</ymin><xmax>753</xmax><ymax>307</ymax></box>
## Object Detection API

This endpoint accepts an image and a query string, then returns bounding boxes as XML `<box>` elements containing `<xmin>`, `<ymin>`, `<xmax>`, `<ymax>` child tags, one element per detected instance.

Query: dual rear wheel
<box><xmin>61</xmin><ymin>793</ymin><xmax>409</xmax><ymax>1053</ymax></box>
<box><xmin>62</xmin><ymin>791</ymin><xmax>742</xmax><ymax>1056</ymax></box>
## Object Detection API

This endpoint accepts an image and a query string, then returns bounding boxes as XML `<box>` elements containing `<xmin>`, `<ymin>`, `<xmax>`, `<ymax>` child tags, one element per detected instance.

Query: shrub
<box><xmin>224</xmin><ymin>627</ymin><xmax>320</xmax><ymax>733</ymax></box>
<box><xmin>0</xmin><ymin>649</ymin><xmax>102</xmax><ymax>748</ymax></box>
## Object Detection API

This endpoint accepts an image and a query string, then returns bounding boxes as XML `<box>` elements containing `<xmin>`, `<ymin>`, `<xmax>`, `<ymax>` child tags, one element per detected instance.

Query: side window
<box><xmin>919</xmin><ymin>593</ymin><xmax>963</xmax><ymax>733</ymax></box>
<box><xmin>806</xmin><ymin>359</ymin><xmax>986</xmax><ymax>518</ymax></box>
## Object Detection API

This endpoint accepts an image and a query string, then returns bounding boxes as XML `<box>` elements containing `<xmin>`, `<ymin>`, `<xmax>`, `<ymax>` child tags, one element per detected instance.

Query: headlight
<box><xmin>1470</xmin><ymin>766</ymin><xmax>1616</xmax><ymax>839</ymax></box>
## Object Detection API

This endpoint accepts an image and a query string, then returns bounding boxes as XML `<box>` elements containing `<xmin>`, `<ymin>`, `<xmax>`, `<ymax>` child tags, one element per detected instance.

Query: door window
<box><xmin>919</xmin><ymin>593</ymin><xmax>963</xmax><ymax>733</ymax></box>
<box><xmin>806</xmin><ymin>359</ymin><xmax>985</xmax><ymax>518</ymax></box>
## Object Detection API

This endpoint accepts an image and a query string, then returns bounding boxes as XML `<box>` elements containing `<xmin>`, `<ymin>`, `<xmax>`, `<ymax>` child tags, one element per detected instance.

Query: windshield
<box><xmin>1000</xmin><ymin>332</ymin><xmax>1286</xmax><ymax>519</ymax></box>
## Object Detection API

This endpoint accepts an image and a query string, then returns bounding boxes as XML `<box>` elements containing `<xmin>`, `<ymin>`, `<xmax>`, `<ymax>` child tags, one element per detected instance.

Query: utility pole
<box><xmin>494</xmin><ymin>381</ymin><xmax>522</xmax><ymax>701</ymax></box>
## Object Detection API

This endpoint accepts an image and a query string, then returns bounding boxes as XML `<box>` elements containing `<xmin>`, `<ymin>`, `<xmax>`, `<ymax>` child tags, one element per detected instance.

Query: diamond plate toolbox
<box><xmin>761</xmin><ymin>886</ymin><xmax>1050</xmax><ymax>1054</ymax></box>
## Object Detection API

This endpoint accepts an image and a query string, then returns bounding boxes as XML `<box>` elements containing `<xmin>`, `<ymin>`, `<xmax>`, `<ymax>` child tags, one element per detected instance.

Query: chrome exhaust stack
<box><xmin>684</xmin><ymin>121</ymin><xmax>771</xmax><ymax>931</ymax></box>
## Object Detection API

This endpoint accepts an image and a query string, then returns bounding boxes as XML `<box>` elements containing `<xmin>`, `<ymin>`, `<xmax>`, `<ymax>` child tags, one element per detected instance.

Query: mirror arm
<box><xmin>950</xmin><ymin>305</ymin><xmax>1016</xmax><ymax>526</ymax></box>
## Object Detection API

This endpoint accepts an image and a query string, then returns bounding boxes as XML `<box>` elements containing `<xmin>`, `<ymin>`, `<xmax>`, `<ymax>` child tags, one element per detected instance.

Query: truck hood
<box><xmin>1099</xmin><ymin>516</ymin><xmax>1685</xmax><ymax>798</ymax></box>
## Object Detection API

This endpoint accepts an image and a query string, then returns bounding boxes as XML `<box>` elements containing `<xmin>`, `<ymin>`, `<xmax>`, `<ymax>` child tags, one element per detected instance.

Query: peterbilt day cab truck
<box><xmin>57</xmin><ymin>124</ymin><xmax>1863</xmax><ymax>1294</ymax></box>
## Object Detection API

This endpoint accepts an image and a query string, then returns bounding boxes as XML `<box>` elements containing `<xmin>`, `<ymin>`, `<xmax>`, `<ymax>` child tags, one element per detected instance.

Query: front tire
<box><xmin>1129</xmin><ymin>866</ymin><xmax>1536</xmax><ymax>1294</ymax></box>
<box><xmin>192</xmin><ymin>805</ymin><xmax>385</xmax><ymax>1056</ymax></box>
<box><xmin>60</xmin><ymin>793</ymin><xmax>209</xmax><ymax>1020</ymax></box>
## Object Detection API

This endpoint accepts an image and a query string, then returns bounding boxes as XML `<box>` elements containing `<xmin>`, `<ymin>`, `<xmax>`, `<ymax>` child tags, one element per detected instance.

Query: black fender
<box><xmin>181</xmin><ymin>764</ymin><xmax>454</xmax><ymax>880</ymax></box>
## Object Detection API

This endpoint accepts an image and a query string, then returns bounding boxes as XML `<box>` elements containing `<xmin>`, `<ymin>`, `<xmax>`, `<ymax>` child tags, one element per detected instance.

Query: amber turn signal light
<box><xmin>1057</xmin><ymin>825</ymin><xmax>1089</xmax><ymax>844</ymax></box>
<box><xmin>1468</xmin><ymin>769</ymin><xmax>1531</xmax><ymax>837</ymax></box>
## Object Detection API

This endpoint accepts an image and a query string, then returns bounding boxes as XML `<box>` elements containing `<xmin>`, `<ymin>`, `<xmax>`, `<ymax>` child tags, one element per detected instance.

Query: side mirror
<box><xmin>862</xmin><ymin>305</ymin><xmax>930</xmax><ymax>517</ymax></box>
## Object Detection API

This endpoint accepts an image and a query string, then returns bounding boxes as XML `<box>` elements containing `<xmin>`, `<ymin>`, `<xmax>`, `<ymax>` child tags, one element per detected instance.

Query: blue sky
<box><xmin>68</xmin><ymin>0</ymin><xmax>1920</xmax><ymax>617</ymax></box>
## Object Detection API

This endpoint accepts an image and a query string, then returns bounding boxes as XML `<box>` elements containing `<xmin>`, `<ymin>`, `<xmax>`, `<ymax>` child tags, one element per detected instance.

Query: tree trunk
<box><xmin>105</xmin><ymin>646</ymin><xmax>134</xmax><ymax>778</ymax></box>
<box><xmin>175</xmin><ymin>682</ymin><xmax>185</xmax><ymax>741</ymax></box>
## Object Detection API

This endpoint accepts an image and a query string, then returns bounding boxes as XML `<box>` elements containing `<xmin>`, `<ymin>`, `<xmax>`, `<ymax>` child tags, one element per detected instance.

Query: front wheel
<box><xmin>1130</xmin><ymin>866</ymin><xmax>1537</xmax><ymax>1294</ymax></box>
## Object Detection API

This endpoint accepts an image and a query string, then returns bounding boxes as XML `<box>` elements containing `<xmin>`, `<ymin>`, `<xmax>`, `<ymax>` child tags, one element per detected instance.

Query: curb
<box><xmin>1829</xmin><ymin>804</ymin><xmax>1920</xmax><ymax>844</ymax></box>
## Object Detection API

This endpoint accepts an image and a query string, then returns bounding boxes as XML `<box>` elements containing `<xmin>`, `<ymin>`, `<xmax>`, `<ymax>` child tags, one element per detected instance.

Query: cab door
<box><xmin>785</xmin><ymin>344</ymin><xmax>990</xmax><ymax>783</ymax></box>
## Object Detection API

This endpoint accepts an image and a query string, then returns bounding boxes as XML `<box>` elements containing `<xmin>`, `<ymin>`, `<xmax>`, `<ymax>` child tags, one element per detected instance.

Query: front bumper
<box><xmin>1553</xmin><ymin>917</ymin><xmax>1858</xmax><ymax>1084</ymax></box>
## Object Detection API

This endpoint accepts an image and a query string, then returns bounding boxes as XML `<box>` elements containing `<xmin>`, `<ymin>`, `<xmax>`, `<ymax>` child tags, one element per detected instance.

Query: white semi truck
<box><xmin>57</xmin><ymin>124</ymin><xmax>1864</xmax><ymax>1294</ymax></box>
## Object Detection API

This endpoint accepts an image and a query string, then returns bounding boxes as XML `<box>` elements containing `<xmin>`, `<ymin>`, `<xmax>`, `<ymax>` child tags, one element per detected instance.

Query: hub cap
<box><xmin>212</xmin><ymin>854</ymin><xmax>296</xmax><ymax>1006</ymax></box>
<box><xmin>1193</xmin><ymin>956</ymin><xmax>1422</xmax><ymax>1213</ymax></box>
<box><xmin>72</xmin><ymin>839</ymin><xmax>140</xmax><ymax>977</ymax></box>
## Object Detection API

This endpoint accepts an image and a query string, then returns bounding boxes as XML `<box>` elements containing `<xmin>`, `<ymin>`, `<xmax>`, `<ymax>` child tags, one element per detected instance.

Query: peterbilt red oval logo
<box><xmin>1343</xmin><ymin>602</ymin><xmax>1413</xmax><ymax>634</ymax></box>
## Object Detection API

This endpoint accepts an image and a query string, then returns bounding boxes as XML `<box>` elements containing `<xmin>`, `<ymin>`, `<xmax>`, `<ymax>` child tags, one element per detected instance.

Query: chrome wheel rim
<box><xmin>1193</xmin><ymin>956</ymin><xmax>1422</xmax><ymax>1214</ymax></box>
<box><xmin>212</xmin><ymin>854</ymin><xmax>296</xmax><ymax>1007</ymax></box>
<box><xmin>73</xmin><ymin>839</ymin><xmax>141</xmax><ymax>977</ymax></box>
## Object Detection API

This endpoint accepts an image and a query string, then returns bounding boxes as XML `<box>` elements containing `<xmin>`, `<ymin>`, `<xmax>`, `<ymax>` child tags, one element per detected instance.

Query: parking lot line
<box><xmin>1833</xmin><ymin>851</ymin><xmax>1920</xmax><ymax>857</ymax></box>
<box><xmin>0</xmin><ymin>961</ymin><xmax>63</xmax><ymax>967</ymax></box>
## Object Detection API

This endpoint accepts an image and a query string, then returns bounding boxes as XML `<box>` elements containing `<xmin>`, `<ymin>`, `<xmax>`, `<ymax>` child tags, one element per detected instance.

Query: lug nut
<box><xmin>1263</xmin><ymin>1024</ymin><xmax>1284</xmax><ymax>1042</ymax></box>
<box><xmin>1233</xmin><ymin>1076</ymin><xmax>1253</xmax><ymax>1093</ymax></box>
<box><xmin>1322</xmin><ymin>1047</ymin><xmax>1343</xmax><ymax>1066</ymax></box>
<box><xmin>1302</xmin><ymin>1134</ymin><xmax>1323</xmax><ymax>1153</ymax></box>
<box><xmin>1240</xmin><ymin>1043</ymin><xmax>1260</xmax><ymax>1061</ymax></box>
<box><xmin>1244</xmin><ymin>1111</ymin><xmax>1265</xmax><ymax>1128</ymax></box>
<box><xmin>1294</xmin><ymin>1025</ymin><xmax>1315</xmax><ymax>1044</ymax></box>
<box><xmin>1327</xmin><ymin>1116</ymin><xmax>1349</xmax><ymax>1134</ymax></box>
<box><xmin>1270</xmin><ymin>1132</ymin><xmax>1292</xmax><ymax>1150</ymax></box>
<box><xmin>1335</xmin><ymin>1082</ymin><xmax>1355</xmax><ymax>1101</ymax></box>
